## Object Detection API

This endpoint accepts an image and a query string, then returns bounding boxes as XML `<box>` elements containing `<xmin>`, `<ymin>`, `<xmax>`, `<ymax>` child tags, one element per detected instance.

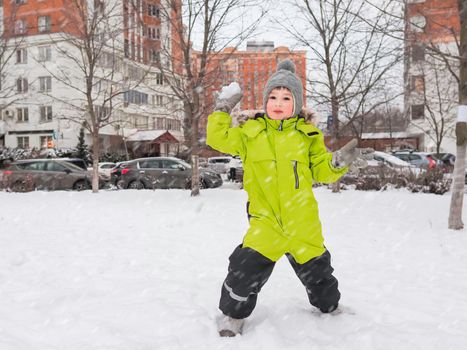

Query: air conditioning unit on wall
<box><xmin>2</xmin><ymin>109</ymin><xmax>14</xmax><ymax>119</ymax></box>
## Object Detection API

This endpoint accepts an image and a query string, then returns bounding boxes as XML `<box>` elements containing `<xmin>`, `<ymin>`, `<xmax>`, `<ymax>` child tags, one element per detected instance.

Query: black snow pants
<box><xmin>219</xmin><ymin>245</ymin><xmax>340</xmax><ymax>319</ymax></box>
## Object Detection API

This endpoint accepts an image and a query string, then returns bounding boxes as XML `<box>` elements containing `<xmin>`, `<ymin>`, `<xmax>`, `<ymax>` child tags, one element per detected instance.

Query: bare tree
<box><xmin>280</xmin><ymin>0</ymin><xmax>402</xmax><ymax>149</ymax></box>
<box><xmin>449</xmin><ymin>0</ymin><xmax>467</xmax><ymax>230</ymax></box>
<box><xmin>409</xmin><ymin>55</ymin><xmax>457</xmax><ymax>154</ymax></box>
<box><xmin>156</xmin><ymin>0</ymin><xmax>265</xmax><ymax>196</ymax></box>
<box><xmin>39</xmin><ymin>0</ymin><xmax>151</xmax><ymax>192</ymax></box>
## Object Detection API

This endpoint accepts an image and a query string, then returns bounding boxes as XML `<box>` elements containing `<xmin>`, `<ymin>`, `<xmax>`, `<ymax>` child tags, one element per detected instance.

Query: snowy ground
<box><xmin>0</xmin><ymin>184</ymin><xmax>466</xmax><ymax>350</ymax></box>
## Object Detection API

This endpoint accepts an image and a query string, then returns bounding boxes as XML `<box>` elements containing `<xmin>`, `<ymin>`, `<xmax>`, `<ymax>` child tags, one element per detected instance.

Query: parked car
<box><xmin>392</xmin><ymin>151</ymin><xmax>441</xmax><ymax>169</ymax></box>
<box><xmin>87</xmin><ymin>162</ymin><xmax>116</xmax><ymax>177</ymax></box>
<box><xmin>430</xmin><ymin>152</ymin><xmax>455</xmax><ymax>173</ymax></box>
<box><xmin>341</xmin><ymin>151</ymin><xmax>416</xmax><ymax>187</ymax></box>
<box><xmin>60</xmin><ymin>158</ymin><xmax>89</xmax><ymax>170</ymax></box>
<box><xmin>0</xmin><ymin>158</ymin><xmax>14</xmax><ymax>190</ymax></box>
<box><xmin>110</xmin><ymin>161</ymin><xmax>131</xmax><ymax>187</ymax></box>
<box><xmin>2</xmin><ymin>159</ymin><xmax>107</xmax><ymax>192</ymax></box>
<box><xmin>117</xmin><ymin>157</ymin><xmax>223</xmax><ymax>189</ymax></box>
<box><xmin>207</xmin><ymin>156</ymin><xmax>233</xmax><ymax>174</ymax></box>
<box><xmin>372</xmin><ymin>151</ymin><xmax>415</xmax><ymax>171</ymax></box>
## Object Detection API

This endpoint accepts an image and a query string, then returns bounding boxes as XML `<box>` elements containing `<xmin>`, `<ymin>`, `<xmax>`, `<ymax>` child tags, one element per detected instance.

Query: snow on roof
<box><xmin>126</xmin><ymin>130</ymin><xmax>168</xmax><ymax>142</ymax></box>
<box><xmin>361</xmin><ymin>131</ymin><xmax>411</xmax><ymax>139</ymax></box>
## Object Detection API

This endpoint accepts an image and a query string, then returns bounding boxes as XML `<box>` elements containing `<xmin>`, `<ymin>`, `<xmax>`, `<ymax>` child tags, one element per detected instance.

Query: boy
<box><xmin>207</xmin><ymin>60</ymin><xmax>363</xmax><ymax>337</ymax></box>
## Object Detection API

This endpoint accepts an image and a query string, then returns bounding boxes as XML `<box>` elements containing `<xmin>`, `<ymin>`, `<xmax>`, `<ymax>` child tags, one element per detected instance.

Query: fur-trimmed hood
<box><xmin>231</xmin><ymin>107</ymin><xmax>319</xmax><ymax>126</ymax></box>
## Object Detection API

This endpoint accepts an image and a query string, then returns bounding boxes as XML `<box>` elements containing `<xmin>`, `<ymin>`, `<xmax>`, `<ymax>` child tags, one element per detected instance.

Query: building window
<box><xmin>412</xmin><ymin>44</ymin><xmax>425</xmax><ymax>62</ymax></box>
<box><xmin>151</xmin><ymin>49</ymin><xmax>160</xmax><ymax>63</ymax></box>
<box><xmin>148</xmin><ymin>4</ymin><xmax>159</xmax><ymax>17</ymax></box>
<box><xmin>147</xmin><ymin>26</ymin><xmax>160</xmax><ymax>40</ymax></box>
<box><xmin>124</xmin><ymin>90</ymin><xmax>149</xmax><ymax>105</ymax></box>
<box><xmin>17</xmin><ymin>107</ymin><xmax>29</xmax><ymax>122</ymax></box>
<box><xmin>38</xmin><ymin>16</ymin><xmax>51</xmax><ymax>32</ymax></box>
<box><xmin>16</xmin><ymin>0</ymin><xmax>27</xmax><ymax>4</ymax></box>
<box><xmin>135</xmin><ymin>115</ymin><xmax>149</xmax><ymax>130</ymax></box>
<box><xmin>94</xmin><ymin>0</ymin><xmax>105</xmax><ymax>14</ymax></box>
<box><xmin>40</xmin><ymin>106</ymin><xmax>53</xmax><ymax>122</ymax></box>
<box><xmin>16</xmin><ymin>78</ymin><xmax>28</xmax><ymax>93</ymax></box>
<box><xmin>411</xmin><ymin>75</ymin><xmax>425</xmax><ymax>93</ymax></box>
<box><xmin>14</xmin><ymin>20</ymin><xmax>27</xmax><ymax>34</ymax></box>
<box><xmin>40</xmin><ymin>135</ymin><xmax>53</xmax><ymax>149</ymax></box>
<box><xmin>155</xmin><ymin>95</ymin><xmax>163</xmax><ymax>106</ymax></box>
<box><xmin>411</xmin><ymin>104</ymin><xmax>424</xmax><ymax>120</ymax></box>
<box><xmin>166</xmin><ymin>118</ymin><xmax>179</xmax><ymax>131</ymax></box>
<box><xmin>38</xmin><ymin>46</ymin><xmax>52</xmax><ymax>61</ymax></box>
<box><xmin>156</xmin><ymin>117</ymin><xmax>165</xmax><ymax>129</ymax></box>
<box><xmin>94</xmin><ymin>105</ymin><xmax>110</xmax><ymax>118</ymax></box>
<box><xmin>155</xmin><ymin>73</ymin><xmax>163</xmax><ymax>85</ymax></box>
<box><xmin>39</xmin><ymin>76</ymin><xmax>52</xmax><ymax>92</ymax></box>
<box><xmin>124</xmin><ymin>39</ymin><xmax>129</xmax><ymax>58</ymax></box>
<box><xmin>17</xmin><ymin>136</ymin><xmax>29</xmax><ymax>149</ymax></box>
<box><xmin>16</xmin><ymin>48</ymin><xmax>27</xmax><ymax>64</ymax></box>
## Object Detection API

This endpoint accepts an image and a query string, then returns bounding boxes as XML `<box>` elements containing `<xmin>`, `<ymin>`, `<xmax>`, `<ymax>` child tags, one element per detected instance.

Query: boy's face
<box><xmin>266</xmin><ymin>87</ymin><xmax>294</xmax><ymax>120</ymax></box>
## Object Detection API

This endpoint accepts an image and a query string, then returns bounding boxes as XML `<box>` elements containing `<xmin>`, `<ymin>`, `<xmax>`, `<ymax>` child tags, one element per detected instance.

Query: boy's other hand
<box><xmin>215</xmin><ymin>82</ymin><xmax>243</xmax><ymax>113</ymax></box>
<box><xmin>332</xmin><ymin>139</ymin><xmax>374</xmax><ymax>171</ymax></box>
<box><xmin>332</xmin><ymin>139</ymin><xmax>358</xmax><ymax>168</ymax></box>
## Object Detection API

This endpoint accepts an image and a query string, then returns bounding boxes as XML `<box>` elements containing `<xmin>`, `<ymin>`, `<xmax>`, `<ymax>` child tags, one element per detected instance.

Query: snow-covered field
<box><xmin>0</xmin><ymin>185</ymin><xmax>466</xmax><ymax>350</ymax></box>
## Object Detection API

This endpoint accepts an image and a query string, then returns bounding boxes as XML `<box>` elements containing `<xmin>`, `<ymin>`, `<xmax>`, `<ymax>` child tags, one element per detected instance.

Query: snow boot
<box><xmin>217</xmin><ymin>315</ymin><xmax>244</xmax><ymax>337</ymax></box>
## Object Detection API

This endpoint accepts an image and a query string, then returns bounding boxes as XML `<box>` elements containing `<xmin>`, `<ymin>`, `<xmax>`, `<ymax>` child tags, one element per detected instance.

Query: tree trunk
<box><xmin>190</xmin><ymin>114</ymin><xmax>200</xmax><ymax>197</ymax></box>
<box><xmin>449</xmin><ymin>144</ymin><xmax>465</xmax><ymax>229</ymax></box>
<box><xmin>448</xmin><ymin>0</ymin><xmax>467</xmax><ymax>229</ymax></box>
<box><xmin>331</xmin><ymin>95</ymin><xmax>341</xmax><ymax>193</ymax></box>
<box><xmin>92</xmin><ymin>131</ymin><xmax>100</xmax><ymax>193</ymax></box>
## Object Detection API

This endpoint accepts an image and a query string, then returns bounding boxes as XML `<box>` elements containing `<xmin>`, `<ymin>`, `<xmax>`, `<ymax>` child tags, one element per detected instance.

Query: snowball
<box><xmin>218</xmin><ymin>82</ymin><xmax>241</xmax><ymax>100</ymax></box>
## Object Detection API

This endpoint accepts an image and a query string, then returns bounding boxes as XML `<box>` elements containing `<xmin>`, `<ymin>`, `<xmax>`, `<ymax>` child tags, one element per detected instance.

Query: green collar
<box><xmin>241</xmin><ymin>114</ymin><xmax>321</xmax><ymax>138</ymax></box>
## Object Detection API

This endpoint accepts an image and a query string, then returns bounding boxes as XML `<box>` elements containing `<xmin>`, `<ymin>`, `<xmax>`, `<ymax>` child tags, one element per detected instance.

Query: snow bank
<box><xmin>0</xmin><ymin>187</ymin><xmax>466</xmax><ymax>349</ymax></box>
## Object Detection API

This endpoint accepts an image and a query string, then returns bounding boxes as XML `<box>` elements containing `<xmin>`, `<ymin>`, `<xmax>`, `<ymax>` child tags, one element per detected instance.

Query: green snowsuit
<box><xmin>207</xmin><ymin>112</ymin><xmax>347</xmax><ymax>264</ymax></box>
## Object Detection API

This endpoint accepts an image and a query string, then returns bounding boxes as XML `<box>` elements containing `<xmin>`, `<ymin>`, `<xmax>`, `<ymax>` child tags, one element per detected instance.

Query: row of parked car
<box><xmin>0</xmin><ymin>149</ymin><xmax>460</xmax><ymax>192</ymax></box>
<box><xmin>0</xmin><ymin>156</ymin><xmax>223</xmax><ymax>192</ymax></box>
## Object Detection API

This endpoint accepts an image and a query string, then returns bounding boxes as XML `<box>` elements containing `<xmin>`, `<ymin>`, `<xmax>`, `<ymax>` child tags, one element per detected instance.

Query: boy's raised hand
<box><xmin>332</xmin><ymin>139</ymin><xmax>374</xmax><ymax>172</ymax></box>
<box><xmin>215</xmin><ymin>82</ymin><xmax>243</xmax><ymax>113</ymax></box>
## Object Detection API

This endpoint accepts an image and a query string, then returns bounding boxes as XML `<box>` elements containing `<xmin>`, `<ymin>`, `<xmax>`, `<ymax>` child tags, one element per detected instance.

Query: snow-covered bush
<box><xmin>341</xmin><ymin>165</ymin><xmax>451</xmax><ymax>194</ymax></box>
<box><xmin>406</xmin><ymin>168</ymin><xmax>452</xmax><ymax>195</ymax></box>
<box><xmin>1</xmin><ymin>147</ymin><xmax>126</xmax><ymax>164</ymax></box>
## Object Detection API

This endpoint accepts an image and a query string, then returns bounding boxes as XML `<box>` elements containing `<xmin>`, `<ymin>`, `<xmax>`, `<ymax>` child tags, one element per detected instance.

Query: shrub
<box><xmin>341</xmin><ymin>165</ymin><xmax>451</xmax><ymax>194</ymax></box>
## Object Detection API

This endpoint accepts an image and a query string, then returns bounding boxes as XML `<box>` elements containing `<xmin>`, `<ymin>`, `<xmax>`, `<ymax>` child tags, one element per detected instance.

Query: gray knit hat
<box><xmin>263</xmin><ymin>59</ymin><xmax>303</xmax><ymax>117</ymax></box>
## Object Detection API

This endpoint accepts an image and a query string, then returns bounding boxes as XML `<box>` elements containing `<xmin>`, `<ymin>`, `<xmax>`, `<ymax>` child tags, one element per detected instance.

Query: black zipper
<box><xmin>278</xmin><ymin>120</ymin><xmax>283</xmax><ymax>131</ymax></box>
<box><xmin>293</xmin><ymin>160</ymin><xmax>299</xmax><ymax>189</ymax></box>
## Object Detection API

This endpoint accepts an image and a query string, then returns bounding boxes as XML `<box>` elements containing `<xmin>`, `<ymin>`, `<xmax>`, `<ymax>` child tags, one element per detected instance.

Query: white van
<box><xmin>207</xmin><ymin>156</ymin><xmax>233</xmax><ymax>174</ymax></box>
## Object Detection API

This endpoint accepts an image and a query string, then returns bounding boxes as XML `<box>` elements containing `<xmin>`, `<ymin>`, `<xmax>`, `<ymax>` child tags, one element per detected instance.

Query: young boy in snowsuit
<box><xmin>206</xmin><ymin>60</ymin><xmax>362</xmax><ymax>337</ymax></box>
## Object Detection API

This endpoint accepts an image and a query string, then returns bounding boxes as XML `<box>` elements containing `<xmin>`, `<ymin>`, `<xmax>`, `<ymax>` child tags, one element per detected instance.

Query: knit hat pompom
<box><xmin>263</xmin><ymin>59</ymin><xmax>303</xmax><ymax>117</ymax></box>
<box><xmin>277</xmin><ymin>60</ymin><xmax>296</xmax><ymax>74</ymax></box>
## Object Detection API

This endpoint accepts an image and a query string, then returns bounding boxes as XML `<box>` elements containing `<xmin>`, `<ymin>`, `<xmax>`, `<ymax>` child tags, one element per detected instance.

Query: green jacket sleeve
<box><xmin>309</xmin><ymin>132</ymin><xmax>347</xmax><ymax>184</ymax></box>
<box><xmin>206</xmin><ymin>111</ymin><xmax>245</xmax><ymax>157</ymax></box>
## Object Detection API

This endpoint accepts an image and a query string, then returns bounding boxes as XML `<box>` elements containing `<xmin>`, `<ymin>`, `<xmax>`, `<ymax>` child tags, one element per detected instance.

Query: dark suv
<box><xmin>2</xmin><ymin>159</ymin><xmax>106</xmax><ymax>192</ymax></box>
<box><xmin>118</xmin><ymin>157</ymin><xmax>223</xmax><ymax>189</ymax></box>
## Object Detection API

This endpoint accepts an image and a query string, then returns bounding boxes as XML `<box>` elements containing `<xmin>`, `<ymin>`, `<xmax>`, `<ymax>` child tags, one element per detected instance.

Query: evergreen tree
<box><xmin>76</xmin><ymin>127</ymin><xmax>88</xmax><ymax>161</ymax></box>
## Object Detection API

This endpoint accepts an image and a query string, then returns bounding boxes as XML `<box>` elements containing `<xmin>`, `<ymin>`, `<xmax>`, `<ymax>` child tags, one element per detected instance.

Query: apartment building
<box><xmin>0</xmin><ymin>0</ymin><xmax>184</xmax><ymax>158</ymax></box>
<box><xmin>197</xmin><ymin>41</ymin><xmax>307</xmax><ymax>141</ymax></box>
<box><xmin>405</xmin><ymin>0</ymin><xmax>460</xmax><ymax>153</ymax></box>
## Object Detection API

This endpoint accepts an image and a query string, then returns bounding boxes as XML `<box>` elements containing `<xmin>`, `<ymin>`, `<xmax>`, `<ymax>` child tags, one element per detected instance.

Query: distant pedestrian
<box><xmin>228</xmin><ymin>157</ymin><xmax>242</xmax><ymax>182</ymax></box>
